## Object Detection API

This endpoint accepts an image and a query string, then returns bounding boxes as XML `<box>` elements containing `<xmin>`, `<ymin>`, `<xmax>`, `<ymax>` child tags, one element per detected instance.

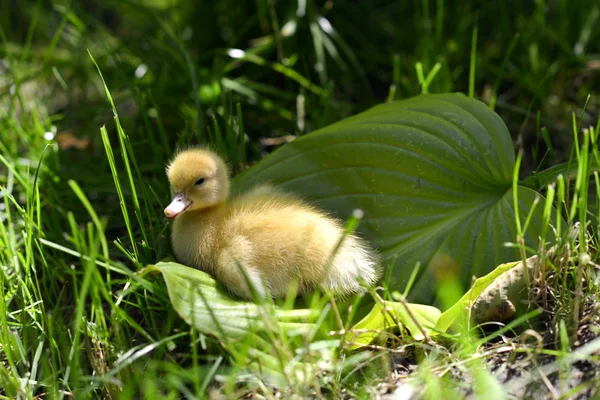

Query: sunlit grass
<box><xmin>1</xmin><ymin>0</ymin><xmax>599</xmax><ymax>398</ymax></box>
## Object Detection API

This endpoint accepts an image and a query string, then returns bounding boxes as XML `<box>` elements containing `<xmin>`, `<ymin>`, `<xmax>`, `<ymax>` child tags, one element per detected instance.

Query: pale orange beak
<box><xmin>164</xmin><ymin>192</ymin><xmax>192</xmax><ymax>219</ymax></box>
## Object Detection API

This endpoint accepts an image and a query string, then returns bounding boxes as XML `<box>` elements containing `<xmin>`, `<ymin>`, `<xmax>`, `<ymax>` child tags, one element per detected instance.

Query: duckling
<box><xmin>164</xmin><ymin>147</ymin><xmax>380</xmax><ymax>300</ymax></box>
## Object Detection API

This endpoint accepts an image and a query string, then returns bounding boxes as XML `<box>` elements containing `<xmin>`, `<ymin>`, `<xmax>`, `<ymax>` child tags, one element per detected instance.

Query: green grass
<box><xmin>1</xmin><ymin>0</ymin><xmax>600</xmax><ymax>398</ymax></box>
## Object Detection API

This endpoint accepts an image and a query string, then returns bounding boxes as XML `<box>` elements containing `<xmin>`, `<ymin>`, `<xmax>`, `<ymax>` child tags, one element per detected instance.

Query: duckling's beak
<box><xmin>164</xmin><ymin>192</ymin><xmax>192</xmax><ymax>219</ymax></box>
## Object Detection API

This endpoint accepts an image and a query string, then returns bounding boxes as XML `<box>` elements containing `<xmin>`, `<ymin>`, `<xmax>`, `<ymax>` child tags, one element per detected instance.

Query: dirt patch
<box><xmin>376</xmin><ymin>298</ymin><xmax>600</xmax><ymax>399</ymax></box>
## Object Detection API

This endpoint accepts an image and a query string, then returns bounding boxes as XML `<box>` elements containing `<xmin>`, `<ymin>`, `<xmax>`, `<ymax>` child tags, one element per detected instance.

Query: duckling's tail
<box><xmin>322</xmin><ymin>235</ymin><xmax>381</xmax><ymax>296</ymax></box>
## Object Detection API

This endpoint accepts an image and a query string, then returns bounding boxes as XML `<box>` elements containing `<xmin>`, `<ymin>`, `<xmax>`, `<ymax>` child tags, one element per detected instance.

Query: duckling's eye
<box><xmin>195</xmin><ymin>177</ymin><xmax>206</xmax><ymax>186</ymax></box>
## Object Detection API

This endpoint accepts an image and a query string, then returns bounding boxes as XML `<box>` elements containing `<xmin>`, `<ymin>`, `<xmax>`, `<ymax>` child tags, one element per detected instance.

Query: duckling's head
<box><xmin>164</xmin><ymin>148</ymin><xmax>230</xmax><ymax>219</ymax></box>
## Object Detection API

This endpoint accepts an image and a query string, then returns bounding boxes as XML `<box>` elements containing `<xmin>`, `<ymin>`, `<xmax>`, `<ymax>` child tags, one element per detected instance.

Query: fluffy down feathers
<box><xmin>164</xmin><ymin>147</ymin><xmax>380</xmax><ymax>299</ymax></box>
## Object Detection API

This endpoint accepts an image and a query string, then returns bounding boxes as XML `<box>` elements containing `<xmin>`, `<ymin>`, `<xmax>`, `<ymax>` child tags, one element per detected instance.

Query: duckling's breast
<box><xmin>171</xmin><ymin>210</ymin><xmax>221</xmax><ymax>272</ymax></box>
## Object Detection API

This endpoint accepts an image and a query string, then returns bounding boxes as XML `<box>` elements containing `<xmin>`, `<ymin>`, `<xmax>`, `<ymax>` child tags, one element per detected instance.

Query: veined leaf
<box><xmin>152</xmin><ymin>261</ymin><xmax>341</xmax><ymax>384</ymax></box>
<box><xmin>347</xmin><ymin>301</ymin><xmax>441</xmax><ymax>349</ymax></box>
<box><xmin>348</xmin><ymin>256</ymin><xmax>536</xmax><ymax>347</ymax></box>
<box><xmin>151</xmin><ymin>261</ymin><xmax>320</xmax><ymax>339</ymax></box>
<box><xmin>154</xmin><ymin>243</ymin><xmax>538</xmax><ymax>350</ymax></box>
<box><xmin>434</xmin><ymin>259</ymin><xmax>522</xmax><ymax>332</ymax></box>
<box><xmin>235</xmin><ymin>93</ymin><xmax>551</xmax><ymax>303</ymax></box>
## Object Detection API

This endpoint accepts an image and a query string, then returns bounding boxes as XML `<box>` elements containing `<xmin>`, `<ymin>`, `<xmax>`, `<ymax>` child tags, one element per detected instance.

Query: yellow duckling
<box><xmin>164</xmin><ymin>147</ymin><xmax>380</xmax><ymax>300</ymax></box>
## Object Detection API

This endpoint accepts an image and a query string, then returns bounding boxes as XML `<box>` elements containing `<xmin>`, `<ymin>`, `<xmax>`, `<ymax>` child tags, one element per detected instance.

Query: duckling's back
<box><xmin>217</xmin><ymin>185</ymin><xmax>380</xmax><ymax>298</ymax></box>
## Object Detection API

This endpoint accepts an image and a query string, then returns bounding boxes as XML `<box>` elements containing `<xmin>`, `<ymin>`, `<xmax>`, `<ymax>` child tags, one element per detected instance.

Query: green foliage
<box><xmin>151</xmin><ymin>261</ymin><xmax>320</xmax><ymax>339</ymax></box>
<box><xmin>236</xmin><ymin>93</ymin><xmax>552</xmax><ymax>303</ymax></box>
<box><xmin>151</xmin><ymin>242</ymin><xmax>548</xmax><ymax>361</ymax></box>
<box><xmin>434</xmin><ymin>259</ymin><xmax>521</xmax><ymax>332</ymax></box>
<box><xmin>348</xmin><ymin>301</ymin><xmax>441</xmax><ymax>347</ymax></box>
<box><xmin>1</xmin><ymin>0</ymin><xmax>600</xmax><ymax>398</ymax></box>
<box><xmin>152</xmin><ymin>260</ymin><xmax>352</xmax><ymax>385</ymax></box>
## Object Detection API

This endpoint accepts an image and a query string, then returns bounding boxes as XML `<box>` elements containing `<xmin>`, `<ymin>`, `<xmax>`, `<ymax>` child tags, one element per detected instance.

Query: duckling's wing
<box><xmin>237</xmin><ymin>184</ymin><xmax>282</xmax><ymax>201</ymax></box>
<box><xmin>233</xmin><ymin>184</ymin><xmax>314</xmax><ymax>213</ymax></box>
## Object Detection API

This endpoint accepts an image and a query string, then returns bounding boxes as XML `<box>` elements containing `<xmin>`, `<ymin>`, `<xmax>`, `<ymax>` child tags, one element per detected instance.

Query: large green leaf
<box><xmin>152</xmin><ymin>256</ymin><xmax>538</xmax><ymax>352</ymax></box>
<box><xmin>150</xmin><ymin>261</ymin><xmax>333</xmax><ymax>383</ymax></box>
<box><xmin>235</xmin><ymin>93</ymin><xmax>549</xmax><ymax>303</ymax></box>
<box><xmin>150</xmin><ymin>261</ymin><xmax>320</xmax><ymax>338</ymax></box>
